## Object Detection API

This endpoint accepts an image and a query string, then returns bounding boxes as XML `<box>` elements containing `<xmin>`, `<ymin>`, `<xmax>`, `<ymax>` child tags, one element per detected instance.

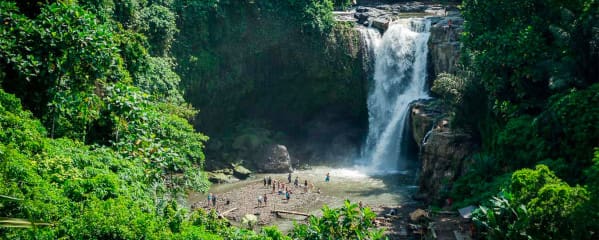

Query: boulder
<box><xmin>410</xmin><ymin>209</ymin><xmax>429</xmax><ymax>222</ymax></box>
<box><xmin>356</xmin><ymin>6</ymin><xmax>370</xmax><ymax>13</ymax></box>
<box><xmin>375</xmin><ymin>5</ymin><xmax>392</xmax><ymax>11</ymax></box>
<box><xmin>355</xmin><ymin>12</ymin><xmax>370</xmax><ymax>24</ymax></box>
<box><xmin>410</xmin><ymin>100</ymin><xmax>445</xmax><ymax>149</ymax></box>
<box><xmin>207</xmin><ymin>171</ymin><xmax>234</xmax><ymax>184</ymax></box>
<box><xmin>371</xmin><ymin>17</ymin><xmax>390</xmax><ymax>32</ymax></box>
<box><xmin>354</xmin><ymin>7</ymin><xmax>388</xmax><ymax>25</ymax></box>
<box><xmin>254</xmin><ymin>144</ymin><xmax>293</xmax><ymax>173</ymax></box>
<box><xmin>214</xmin><ymin>168</ymin><xmax>233</xmax><ymax>175</ymax></box>
<box><xmin>400</xmin><ymin>3</ymin><xmax>427</xmax><ymax>13</ymax></box>
<box><xmin>233</xmin><ymin>165</ymin><xmax>252</xmax><ymax>179</ymax></box>
<box><xmin>427</xmin><ymin>16</ymin><xmax>443</xmax><ymax>25</ymax></box>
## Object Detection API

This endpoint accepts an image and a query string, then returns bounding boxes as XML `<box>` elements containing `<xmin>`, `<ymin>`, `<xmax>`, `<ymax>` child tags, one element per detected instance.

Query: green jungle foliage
<box><xmin>289</xmin><ymin>200</ymin><xmax>384</xmax><ymax>240</ymax></box>
<box><xmin>473</xmin><ymin>165</ymin><xmax>594</xmax><ymax>239</ymax></box>
<box><xmin>444</xmin><ymin>0</ymin><xmax>599</xmax><ymax>238</ymax></box>
<box><xmin>0</xmin><ymin>0</ymin><xmax>382</xmax><ymax>239</ymax></box>
<box><xmin>0</xmin><ymin>0</ymin><xmax>208</xmax><ymax>194</ymax></box>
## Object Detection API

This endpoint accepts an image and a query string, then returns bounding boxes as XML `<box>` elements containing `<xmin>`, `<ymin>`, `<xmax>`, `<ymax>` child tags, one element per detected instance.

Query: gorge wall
<box><xmin>412</xmin><ymin>15</ymin><xmax>478</xmax><ymax>204</ymax></box>
<box><xmin>427</xmin><ymin>15</ymin><xmax>463</xmax><ymax>86</ymax></box>
<box><xmin>175</xmin><ymin>2</ymin><xmax>369</xmax><ymax>173</ymax></box>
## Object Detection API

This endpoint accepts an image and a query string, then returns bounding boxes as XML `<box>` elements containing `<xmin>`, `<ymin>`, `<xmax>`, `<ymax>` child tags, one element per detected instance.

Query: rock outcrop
<box><xmin>207</xmin><ymin>171</ymin><xmax>235</xmax><ymax>184</ymax></box>
<box><xmin>418</xmin><ymin>128</ymin><xmax>476</xmax><ymax>203</ymax></box>
<box><xmin>409</xmin><ymin>101</ymin><xmax>477</xmax><ymax>203</ymax></box>
<box><xmin>410</xmin><ymin>100</ymin><xmax>445</xmax><ymax>149</ymax></box>
<box><xmin>428</xmin><ymin>16</ymin><xmax>463</xmax><ymax>85</ymax></box>
<box><xmin>254</xmin><ymin>144</ymin><xmax>293</xmax><ymax>173</ymax></box>
<box><xmin>353</xmin><ymin>6</ymin><xmax>397</xmax><ymax>32</ymax></box>
<box><xmin>233</xmin><ymin>165</ymin><xmax>252</xmax><ymax>179</ymax></box>
<box><xmin>339</xmin><ymin>2</ymin><xmax>450</xmax><ymax>32</ymax></box>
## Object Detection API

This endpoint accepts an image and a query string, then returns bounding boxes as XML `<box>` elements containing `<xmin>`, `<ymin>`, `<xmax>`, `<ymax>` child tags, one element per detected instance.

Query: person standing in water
<box><xmin>288</xmin><ymin>173</ymin><xmax>292</xmax><ymax>183</ymax></box>
<box><xmin>325</xmin><ymin>172</ymin><xmax>330</xmax><ymax>182</ymax></box>
<box><xmin>207</xmin><ymin>193</ymin><xmax>212</xmax><ymax>207</ymax></box>
<box><xmin>212</xmin><ymin>194</ymin><xmax>217</xmax><ymax>207</ymax></box>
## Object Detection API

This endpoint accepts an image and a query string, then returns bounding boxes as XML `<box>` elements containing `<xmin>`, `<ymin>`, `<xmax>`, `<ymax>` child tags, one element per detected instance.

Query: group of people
<box><xmin>257</xmin><ymin>193</ymin><xmax>268</xmax><ymax>207</ymax></box>
<box><xmin>263</xmin><ymin>175</ymin><xmax>294</xmax><ymax>203</ymax></box>
<box><xmin>263</xmin><ymin>173</ymin><xmax>327</xmax><ymax>194</ymax></box>
<box><xmin>207</xmin><ymin>193</ymin><xmax>217</xmax><ymax>207</ymax></box>
<box><xmin>258</xmin><ymin>172</ymin><xmax>332</xmax><ymax>206</ymax></box>
<box><xmin>200</xmin><ymin>172</ymin><xmax>332</xmax><ymax>214</ymax></box>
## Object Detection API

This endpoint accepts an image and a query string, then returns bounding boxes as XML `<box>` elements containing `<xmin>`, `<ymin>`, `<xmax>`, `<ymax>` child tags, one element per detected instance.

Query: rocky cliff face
<box><xmin>410</xmin><ymin>13</ymin><xmax>471</xmax><ymax>204</ymax></box>
<box><xmin>343</xmin><ymin>4</ymin><xmax>473</xmax><ymax>203</ymax></box>
<box><xmin>410</xmin><ymin>100</ymin><xmax>444</xmax><ymax>149</ymax></box>
<box><xmin>427</xmin><ymin>15</ymin><xmax>463</xmax><ymax>86</ymax></box>
<box><xmin>409</xmin><ymin>99</ymin><xmax>477</xmax><ymax>204</ymax></box>
<box><xmin>418</xmin><ymin>128</ymin><xmax>476</xmax><ymax>203</ymax></box>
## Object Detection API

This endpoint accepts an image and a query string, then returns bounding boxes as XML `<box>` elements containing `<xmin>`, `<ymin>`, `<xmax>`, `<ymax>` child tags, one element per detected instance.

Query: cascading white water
<box><xmin>360</xmin><ymin>18</ymin><xmax>431</xmax><ymax>173</ymax></box>
<box><xmin>358</xmin><ymin>27</ymin><xmax>381</xmax><ymax>75</ymax></box>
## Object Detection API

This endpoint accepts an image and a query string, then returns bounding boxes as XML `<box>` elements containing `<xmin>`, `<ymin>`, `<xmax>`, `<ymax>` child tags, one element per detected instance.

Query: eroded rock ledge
<box><xmin>334</xmin><ymin>2</ymin><xmax>460</xmax><ymax>32</ymax></box>
<box><xmin>428</xmin><ymin>16</ymin><xmax>463</xmax><ymax>86</ymax></box>
<box><xmin>410</xmin><ymin>100</ymin><xmax>478</xmax><ymax>204</ymax></box>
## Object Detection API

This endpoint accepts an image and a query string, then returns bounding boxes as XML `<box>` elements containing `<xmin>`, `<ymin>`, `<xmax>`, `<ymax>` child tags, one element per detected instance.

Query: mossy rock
<box><xmin>214</xmin><ymin>168</ymin><xmax>234</xmax><ymax>175</ymax></box>
<box><xmin>233</xmin><ymin>165</ymin><xmax>252</xmax><ymax>179</ymax></box>
<box><xmin>207</xmin><ymin>171</ymin><xmax>234</xmax><ymax>183</ymax></box>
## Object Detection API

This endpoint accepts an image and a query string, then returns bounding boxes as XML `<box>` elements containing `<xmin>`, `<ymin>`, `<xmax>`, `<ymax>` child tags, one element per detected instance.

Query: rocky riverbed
<box><xmin>189</xmin><ymin>177</ymin><xmax>472</xmax><ymax>239</ymax></box>
<box><xmin>189</xmin><ymin>167</ymin><xmax>424</xmax><ymax>234</ymax></box>
<box><xmin>190</xmin><ymin>178</ymin><xmax>337</xmax><ymax>227</ymax></box>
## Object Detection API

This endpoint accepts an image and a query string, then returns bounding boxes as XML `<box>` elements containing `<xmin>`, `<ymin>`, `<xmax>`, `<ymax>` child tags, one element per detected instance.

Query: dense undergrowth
<box><xmin>428</xmin><ymin>0</ymin><xmax>599</xmax><ymax>238</ymax></box>
<box><xmin>0</xmin><ymin>0</ymin><xmax>383</xmax><ymax>239</ymax></box>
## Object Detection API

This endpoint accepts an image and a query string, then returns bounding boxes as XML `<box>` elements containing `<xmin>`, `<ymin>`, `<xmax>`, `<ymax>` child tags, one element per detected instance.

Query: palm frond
<box><xmin>0</xmin><ymin>217</ymin><xmax>53</xmax><ymax>228</ymax></box>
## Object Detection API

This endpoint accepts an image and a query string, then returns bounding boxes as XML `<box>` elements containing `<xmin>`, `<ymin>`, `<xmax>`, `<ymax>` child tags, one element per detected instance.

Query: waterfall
<box><xmin>358</xmin><ymin>27</ymin><xmax>381</xmax><ymax>75</ymax></box>
<box><xmin>360</xmin><ymin>18</ymin><xmax>431</xmax><ymax>173</ymax></box>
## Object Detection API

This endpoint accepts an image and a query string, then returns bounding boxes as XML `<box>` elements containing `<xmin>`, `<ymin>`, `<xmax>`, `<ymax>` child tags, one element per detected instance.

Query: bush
<box><xmin>290</xmin><ymin>200</ymin><xmax>384</xmax><ymax>240</ymax></box>
<box><xmin>474</xmin><ymin>165</ymin><xmax>594</xmax><ymax>239</ymax></box>
<box><xmin>431</xmin><ymin>73</ymin><xmax>467</xmax><ymax>106</ymax></box>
